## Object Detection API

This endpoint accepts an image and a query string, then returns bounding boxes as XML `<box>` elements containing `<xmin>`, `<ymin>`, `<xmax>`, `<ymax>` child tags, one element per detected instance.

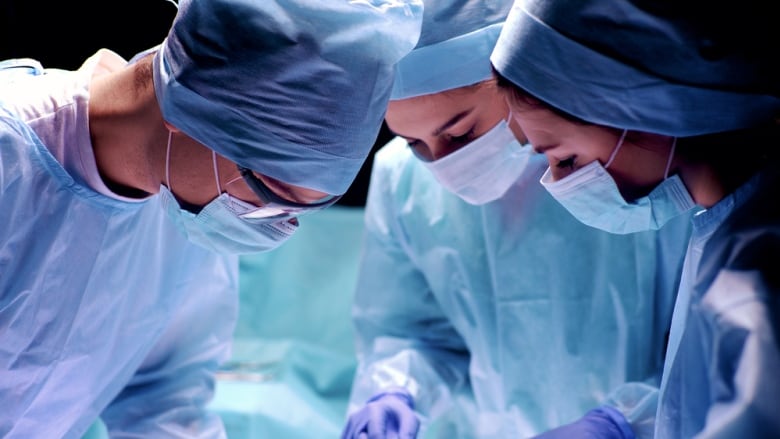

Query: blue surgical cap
<box><xmin>491</xmin><ymin>0</ymin><xmax>780</xmax><ymax>136</ymax></box>
<box><xmin>390</xmin><ymin>0</ymin><xmax>513</xmax><ymax>100</ymax></box>
<box><xmin>153</xmin><ymin>0</ymin><xmax>423</xmax><ymax>195</ymax></box>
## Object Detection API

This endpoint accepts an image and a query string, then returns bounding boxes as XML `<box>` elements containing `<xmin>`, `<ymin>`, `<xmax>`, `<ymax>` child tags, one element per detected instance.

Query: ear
<box><xmin>163</xmin><ymin>120</ymin><xmax>181</xmax><ymax>133</ymax></box>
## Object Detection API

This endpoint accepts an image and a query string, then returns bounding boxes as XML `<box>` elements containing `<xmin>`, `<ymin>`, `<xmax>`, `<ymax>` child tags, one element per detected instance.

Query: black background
<box><xmin>0</xmin><ymin>0</ymin><xmax>389</xmax><ymax>207</ymax></box>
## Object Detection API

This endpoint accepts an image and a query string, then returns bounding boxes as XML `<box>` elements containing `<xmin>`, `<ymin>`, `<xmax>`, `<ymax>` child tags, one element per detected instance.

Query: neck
<box><xmin>89</xmin><ymin>62</ymin><xmax>167</xmax><ymax>197</ymax></box>
<box><xmin>677</xmin><ymin>162</ymin><xmax>728</xmax><ymax>208</ymax></box>
<box><xmin>676</xmin><ymin>141</ymin><xmax>767</xmax><ymax>208</ymax></box>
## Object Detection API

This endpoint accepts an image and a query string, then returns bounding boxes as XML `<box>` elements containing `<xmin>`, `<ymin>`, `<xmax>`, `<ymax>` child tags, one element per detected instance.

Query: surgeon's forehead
<box><xmin>387</xmin><ymin>82</ymin><xmax>501</xmax><ymax>126</ymax></box>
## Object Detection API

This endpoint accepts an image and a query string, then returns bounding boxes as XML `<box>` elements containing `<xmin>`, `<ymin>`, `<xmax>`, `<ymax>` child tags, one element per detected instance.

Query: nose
<box><xmin>531</xmin><ymin>143</ymin><xmax>555</xmax><ymax>154</ymax></box>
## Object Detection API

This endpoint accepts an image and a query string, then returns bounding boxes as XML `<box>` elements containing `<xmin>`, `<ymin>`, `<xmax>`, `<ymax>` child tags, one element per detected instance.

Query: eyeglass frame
<box><xmin>236</xmin><ymin>165</ymin><xmax>341</xmax><ymax>219</ymax></box>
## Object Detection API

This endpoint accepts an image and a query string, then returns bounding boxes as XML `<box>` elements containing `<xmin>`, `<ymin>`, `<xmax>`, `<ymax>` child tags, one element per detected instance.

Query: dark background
<box><xmin>0</xmin><ymin>0</ymin><xmax>390</xmax><ymax>207</ymax></box>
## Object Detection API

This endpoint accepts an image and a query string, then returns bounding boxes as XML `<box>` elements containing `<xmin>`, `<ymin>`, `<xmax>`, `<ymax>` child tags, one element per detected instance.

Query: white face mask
<box><xmin>422</xmin><ymin>118</ymin><xmax>533</xmax><ymax>205</ymax></box>
<box><xmin>160</xmin><ymin>186</ymin><xmax>298</xmax><ymax>254</ymax></box>
<box><xmin>161</xmin><ymin>132</ymin><xmax>297</xmax><ymax>254</ymax></box>
<box><xmin>540</xmin><ymin>131</ymin><xmax>696</xmax><ymax>234</ymax></box>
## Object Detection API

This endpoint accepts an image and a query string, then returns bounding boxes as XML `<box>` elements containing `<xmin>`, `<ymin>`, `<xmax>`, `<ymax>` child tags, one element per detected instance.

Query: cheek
<box><xmin>216</xmin><ymin>158</ymin><xmax>264</xmax><ymax>205</ymax></box>
<box><xmin>607</xmin><ymin>159</ymin><xmax>663</xmax><ymax>200</ymax></box>
<box><xmin>223</xmin><ymin>177</ymin><xmax>266</xmax><ymax>206</ymax></box>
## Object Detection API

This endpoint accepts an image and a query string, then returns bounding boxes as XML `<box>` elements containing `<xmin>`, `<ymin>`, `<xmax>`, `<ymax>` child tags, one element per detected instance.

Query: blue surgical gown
<box><xmin>0</xmin><ymin>73</ymin><xmax>238</xmax><ymax>437</ymax></box>
<box><xmin>346</xmin><ymin>138</ymin><xmax>693</xmax><ymax>438</ymax></box>
<box><xmin>656</xmin><ymin>167</ymin><xmax>780</xmax><ymax>438</ymax></box>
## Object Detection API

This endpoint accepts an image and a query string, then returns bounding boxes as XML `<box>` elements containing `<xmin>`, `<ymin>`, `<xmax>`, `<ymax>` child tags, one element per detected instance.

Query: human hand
<box><xmin>531</xmin><ymin>406</ymin><xmax>636</xmax><ymax>439</ymax></box>
<box><xmin>341</xmin><ymin>389</ymin><xmax>420</xmax><ymax>439</ymax></box>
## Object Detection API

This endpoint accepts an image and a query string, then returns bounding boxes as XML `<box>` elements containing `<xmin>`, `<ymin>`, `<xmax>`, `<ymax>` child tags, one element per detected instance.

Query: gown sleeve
<box><xmin>346</xmin><ymin>143</ymin><xmax>471</xmax><ymax>429</ymax></box>
<box><xmin>100</xmin><ymin>253</ymin><xmax>240</xmax><ymax>439</ymax></box>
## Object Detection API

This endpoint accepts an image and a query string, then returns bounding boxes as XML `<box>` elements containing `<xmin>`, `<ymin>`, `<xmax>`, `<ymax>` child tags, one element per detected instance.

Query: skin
<box><xmin>87</xmin><ymin>51</ymin><xmax>329</xmax><ymax>211</ymax></box>
<box><xmin>504</xmin><ymin>95</ymin><xmax>731</xmax><ymax>207</ymax></box>
<box><xmin>385</xmin><ymin>80</ymin><xmax>527</xmax><ymax>162</ymax></box>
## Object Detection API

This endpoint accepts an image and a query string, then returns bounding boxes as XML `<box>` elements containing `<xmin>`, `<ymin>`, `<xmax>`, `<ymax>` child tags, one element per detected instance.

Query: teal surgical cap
<box><xmin>491</xmin><ymin>0</ymin><xmax>780</xmax><ymax>136</ymax></box>
<box><xmin>390</xmin><ymin>0</ymin><xmax>513</xmax><ymax>100</ymax></box>
<box><xmin>153</xmin><ymin>0</ymin><xmax>423</xmax><ymax>195</ymax></box>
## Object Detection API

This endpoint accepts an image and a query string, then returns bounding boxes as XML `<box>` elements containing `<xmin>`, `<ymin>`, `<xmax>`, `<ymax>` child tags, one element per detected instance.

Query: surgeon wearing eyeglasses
<box><xmin>158</xmin><ymin>122</ymin><xmax>342</xmax><ymax>255</ymax></box>
<box><xmin>0</xmin><ymin>0</ymin><xmax>423</xmax><ymax>437</ymax></box>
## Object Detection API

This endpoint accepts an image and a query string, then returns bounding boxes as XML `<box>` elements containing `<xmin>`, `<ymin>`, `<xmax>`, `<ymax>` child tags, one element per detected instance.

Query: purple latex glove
<box><xmin>532</xmin><ymin>406</ymin><xmax>636</xmax><ymax>439</ymax></box>
<box><xmin>341</xmin><ymin>388</ymin><xmax>420</xmax><ymax>439</ymax></box>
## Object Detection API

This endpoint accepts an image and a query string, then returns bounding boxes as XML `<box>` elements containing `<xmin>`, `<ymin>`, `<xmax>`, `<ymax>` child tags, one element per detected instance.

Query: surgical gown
<box><xmin>656</xmin><ymin>166</ymin><xmax>780</xmax><ymax>438</ymax></box>
<box><xmin>0</xmin><ymin>59</ymin><xmax>239</xmax><ymax>438</ymax></box>
<box><xmin>346</xmin><ymin>138</ymin><xmax>693</xmax><ymax>438</ymax></box>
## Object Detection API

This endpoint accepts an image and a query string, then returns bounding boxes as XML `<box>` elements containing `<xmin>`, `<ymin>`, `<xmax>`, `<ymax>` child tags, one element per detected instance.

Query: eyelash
<box><xmin>556</xmin><ymin>156</ymin><xmax>576</xmax><ymax>169</ymax></box>
<box><xmin>405</xmin><ymin>126</ymin><xmax>476</xmax><ymax>160</ymax></box>
<box><xmin>448</xmin><ymin>128</ymin><xmax>475</xmax><ymax>144</ymax></box>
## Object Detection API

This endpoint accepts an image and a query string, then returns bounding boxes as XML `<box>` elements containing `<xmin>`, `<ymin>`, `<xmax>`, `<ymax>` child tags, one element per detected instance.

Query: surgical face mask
<box><xmin>160</xmin><ymin>186</ymin><xmax>297</xmax><ymax>254</ymax></box>
<box><xmin>422</xmin><ymin>117</ymin><xmax>533</xmax><ymax>205</ymax></box>
<box><xmin>160</xmin><ymin>132</ymin><xmax>297</xmax><ymax>254</ymax></box>
<box><xmin>540</xmin><ymin>131</ymin><xmax>696</xmax><ymax>234</ymax></box>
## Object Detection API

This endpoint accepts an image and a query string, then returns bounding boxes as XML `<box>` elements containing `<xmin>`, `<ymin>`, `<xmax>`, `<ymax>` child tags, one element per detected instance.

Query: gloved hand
<box><xmin>532</xmin><ymin>405</ymin><xmax>636</xmax><ymax>439</ymax></box>
<box><xmin>341</xmin><ymin>388</ymin><xmax>420</xmax><ymax>439</ymax></box>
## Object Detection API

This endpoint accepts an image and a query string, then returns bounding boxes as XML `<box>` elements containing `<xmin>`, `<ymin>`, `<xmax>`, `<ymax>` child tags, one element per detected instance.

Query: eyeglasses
<box><xmin>236</xmin><ymin>165</ymin><xmax>341</xmax><ymax>220</ymax></box>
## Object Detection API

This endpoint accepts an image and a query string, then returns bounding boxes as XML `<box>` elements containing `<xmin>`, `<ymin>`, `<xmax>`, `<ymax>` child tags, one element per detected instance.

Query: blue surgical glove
<box><xmin>341</xmin><ymin>388</ymin><xmax>420</xmax><ymax>439</ymax></box>
<box><xmin>532</xmin><ymin>406</ymin><xmax>636</xmax><ymax>439</ymax></box>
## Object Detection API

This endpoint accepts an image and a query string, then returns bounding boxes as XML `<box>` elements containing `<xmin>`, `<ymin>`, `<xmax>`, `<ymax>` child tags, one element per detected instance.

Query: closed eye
<box><xmin>448</xmin><ymin>128</ymin><xmax>475</xmax><ymax>145</ymax></box>
<box><xmin>406</xmin><ymin>139</ymin><xmax>434</xmax><ymax>161</ymax></box>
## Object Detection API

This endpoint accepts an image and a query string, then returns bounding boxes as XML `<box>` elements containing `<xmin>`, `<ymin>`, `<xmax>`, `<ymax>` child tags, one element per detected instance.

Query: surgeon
<box><xmin>492</xmin><ymin>0</ymin><xmax>780</xmax><ymax>437</ymax></box>
<box><xmin>340</xmin><ymin>1</ymin><xmax>693</xmax><ymax>438</ymax></box>
<box><xmin>0</xmin><ymin>0</ymin><xmax>423</xmax><ymax>437</ymax></box>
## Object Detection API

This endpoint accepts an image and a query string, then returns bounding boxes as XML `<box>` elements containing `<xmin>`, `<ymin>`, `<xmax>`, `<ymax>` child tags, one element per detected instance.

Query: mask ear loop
<box><xmin>224</xmin><ymin>175</ymin><xmax>244</xmax><ymax>187</ymax></box>
<box><xmin>663</xmin><ymin>137</ymin><xmax>677</xmax><ymax>179</ymax></box>
<box><xmin>214</xmin><ymin>152</ymin><xmax>260</xmax><ymax>213</ymax></box>
<box><xmin>211</xmin><ymin>151</ymin><xmax>245</xmax><ymax>190</ymax></box>
<box><xmin>604</xmin><ymin>129</ymin><xmax>628</xmax><ymax>169</ymax></box>
<box><xmin>212</xmin><ymin>150</ymin><xmax>223</xmax><ymax>195</ymax></box>
<box><xmin>212</xmin><ymin>150</ymin><xmax>243</xmax><ymax>210</ymax></box>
